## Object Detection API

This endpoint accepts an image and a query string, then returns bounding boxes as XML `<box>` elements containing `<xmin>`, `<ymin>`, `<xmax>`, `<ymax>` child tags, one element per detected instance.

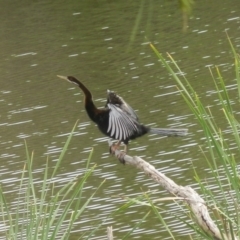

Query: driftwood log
<box><xmin>107</xmin><ymin>141</ymin><xmax>238</xmax><ymax>240</ymax></box>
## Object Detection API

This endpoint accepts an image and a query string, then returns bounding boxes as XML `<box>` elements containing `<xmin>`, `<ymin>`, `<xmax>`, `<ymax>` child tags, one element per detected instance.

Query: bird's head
<box><xmin>57</xmin><ymin>75</ymin><xmax>80</xmax><ymax>86</ymax></box>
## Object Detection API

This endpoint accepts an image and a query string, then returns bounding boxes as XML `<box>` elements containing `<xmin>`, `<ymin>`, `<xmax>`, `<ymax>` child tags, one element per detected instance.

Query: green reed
<box><xmin>149</xmin><ymin>40</ymin><xmax>240</xmax><ymax>239</ymax></box>
<box><xmin>0</xmin><ymin>121</ymin><xmax>104</xmax><ymax>240</ymax></box>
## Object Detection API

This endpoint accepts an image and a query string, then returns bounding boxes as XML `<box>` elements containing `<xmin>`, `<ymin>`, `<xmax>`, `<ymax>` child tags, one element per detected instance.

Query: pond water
<box><xmin>0</xmin><ymin>1</ymin><xmax>240</xmax><ymax>239</ymax></box>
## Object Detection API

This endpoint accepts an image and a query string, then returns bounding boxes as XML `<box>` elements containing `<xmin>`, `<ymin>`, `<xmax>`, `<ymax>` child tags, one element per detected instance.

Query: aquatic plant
<box><xmin>0</xmin><ymin>122</ymin><xmax>103</xmax><ymax>240</ymax></box>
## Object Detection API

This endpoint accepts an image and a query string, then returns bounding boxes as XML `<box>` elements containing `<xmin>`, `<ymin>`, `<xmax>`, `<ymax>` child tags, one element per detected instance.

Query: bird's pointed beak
<box><xmin>57</xmin><ymin>75</ymin><xmax>68</xmax><ymax>81</ymax></box>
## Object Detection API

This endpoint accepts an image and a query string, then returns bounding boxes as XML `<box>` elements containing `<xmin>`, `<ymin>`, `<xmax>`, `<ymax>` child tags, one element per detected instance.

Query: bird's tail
<box><xmin>149</xmin><ymin>127</ymin><xmax>188</xmax><ymax>137</ymax></box>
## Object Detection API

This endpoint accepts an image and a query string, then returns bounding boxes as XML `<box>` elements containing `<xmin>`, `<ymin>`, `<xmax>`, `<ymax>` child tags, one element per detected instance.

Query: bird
<box><xmin>58</xmin><ymin>75</ymin><xmax>188</xmax><ymax>155</ymax></box>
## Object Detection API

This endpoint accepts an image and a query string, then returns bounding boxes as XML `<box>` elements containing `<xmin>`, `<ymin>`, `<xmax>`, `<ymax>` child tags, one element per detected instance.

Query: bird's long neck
<box><xmin>72</xmin><ymin>78</ymin><xmax>99</xmax><ymax>122</ymax></box>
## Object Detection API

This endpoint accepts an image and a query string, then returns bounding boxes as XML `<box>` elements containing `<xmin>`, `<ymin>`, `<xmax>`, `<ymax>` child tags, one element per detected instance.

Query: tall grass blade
<box><xmin>227</xmin><ymin>32</ymin><xmax>240</xmax><ymax>100</ymax></box>
<box><xmin>150</xmin><ymin>42</ymin><xmax>240</xmax><ymax>239</ymax></box>
<box><xmin>122</xmin><ymin>211</ymin><xmax>150</xmax><ymax>240</ymax></box>
<box><xmin>0</xmin><ymin>122</ymin><xmax>103</xmax><ymax>240</ymax></box>
<box><xmin>51</xmin><ymin>120</ymin><xmax>79</xmax><ymax>178</ymax></box>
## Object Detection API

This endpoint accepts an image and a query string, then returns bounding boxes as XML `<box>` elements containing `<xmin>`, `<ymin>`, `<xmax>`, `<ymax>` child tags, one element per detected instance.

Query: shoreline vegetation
<box><xmin>1</xmin><ymin>39</ymin><xmax>240</xmax><ymax>239</ymax></box>
<box><xmin>0</xmin><ymin>122</ymin><xmax>104</xmax><ymax>240</ymax></box>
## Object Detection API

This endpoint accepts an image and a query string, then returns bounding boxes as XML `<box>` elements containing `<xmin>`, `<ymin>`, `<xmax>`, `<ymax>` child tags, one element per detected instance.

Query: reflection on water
<box><xmin>0</xmin><ymin>0</ymin><xmax>240</xmax><ymax>239</ymax></box>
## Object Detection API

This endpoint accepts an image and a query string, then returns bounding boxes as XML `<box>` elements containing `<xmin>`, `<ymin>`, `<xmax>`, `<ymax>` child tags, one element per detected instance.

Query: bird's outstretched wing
<box><xmin>118</xmin><ymin>95</ymin><xmax>139</xmax><ymax>121</ymax></box>
<box><xmin>107</xmin><ymin>104</ymin><xmax>140</xmax><ymax>141</ymax></box>
<box><xmin>107</xmin><ymin>90</ymin><xmax>139</xmax><ymax>121</ymax></box>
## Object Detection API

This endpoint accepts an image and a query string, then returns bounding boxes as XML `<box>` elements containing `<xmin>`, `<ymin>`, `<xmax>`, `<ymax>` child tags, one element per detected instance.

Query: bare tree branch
<box><xmin>109</xmin><ymin>141</ymin><xmax>238</xmax><ymax>240</ymax></box>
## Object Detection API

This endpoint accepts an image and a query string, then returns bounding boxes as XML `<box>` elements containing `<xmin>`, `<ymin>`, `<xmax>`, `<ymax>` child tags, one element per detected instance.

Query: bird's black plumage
<box><xmin>58</xmin><ymin>75</ymin><xmax>188</xmax><ymax>150</ymax></box>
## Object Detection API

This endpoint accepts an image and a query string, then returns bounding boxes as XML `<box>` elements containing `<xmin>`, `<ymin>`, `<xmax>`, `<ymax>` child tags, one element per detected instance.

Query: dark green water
<box><xmin>0</xmin><ymin>1</ymin><xmax>240</xmax><ymax>239</ymax></box>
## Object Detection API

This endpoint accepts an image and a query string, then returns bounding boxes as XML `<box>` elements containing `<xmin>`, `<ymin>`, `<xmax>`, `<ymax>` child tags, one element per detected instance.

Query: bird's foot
<box><xmin>109</xmin><ymin>142</ymin><xmax>120</xmax><ymax>154</ymax></box>
<box><xmin>109</xmin><ymin>141</ymin><xmax>121</xmax><ymax>154</ymax></box>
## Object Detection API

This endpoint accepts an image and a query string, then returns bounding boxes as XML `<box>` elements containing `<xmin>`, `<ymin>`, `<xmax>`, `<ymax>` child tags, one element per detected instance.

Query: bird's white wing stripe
<box><xmin>107</xmin><ymin>104</ymin><xmax>140</xmax><ymax>141</ymax></box>
<box><xmin>122</xmin><ymin>113</ymin><xmax>133</xmax><ymax>138</ymax></box>
<box><xmin>113</xmin><ymin>108</ymin><xmax>122</xmax><ymax>140</ymax></box>
<box><xmin>121</xmin><ymin>112</ymin><xmax>137</xmax><ymax>134</ymax></box>
<box><xmin>119</xmin><ymin>115</ymin><xmax>126</xmax><ymax>140</ymax></box>
<box><xmin>113</xmin><ymin>113</ymin><xmax>119</xmax><ymax>139</ymax></box>
<box><xmin>107</xmin><ymin>113</ymin><xmax>112</xmax><ymax>133</ymax></box>
<box><xmin>125</xmin><ymin>119</ymin><xmax>133</xmax><ymax>136</ymax></box>
<box><xmin>115</xmin><ymin>115</ymin><xmax>121</xmax><ymax>140</ymax></box>
<box><xmin>109</xmin><ymin>112</ymin><xmax>113</xmax><ymax>136</ymax></box>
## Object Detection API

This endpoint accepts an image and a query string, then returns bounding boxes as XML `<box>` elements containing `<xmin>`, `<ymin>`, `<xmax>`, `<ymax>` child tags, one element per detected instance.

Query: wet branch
<box><xmin>108</xmin><ymin>140</ymin><xmax>238</xmax><ymax>240</ymax></box>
